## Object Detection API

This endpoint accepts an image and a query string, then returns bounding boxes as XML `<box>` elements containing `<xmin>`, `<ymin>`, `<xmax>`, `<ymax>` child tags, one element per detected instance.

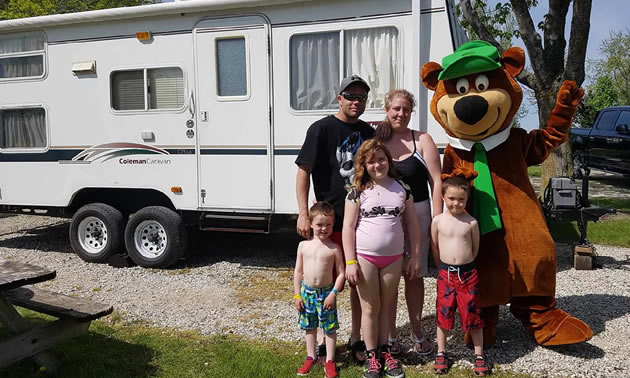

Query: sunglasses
<box><xmin>341</xmin><ymin>92</ymin><xmax>368</xmax><ymax>102</ymax></box>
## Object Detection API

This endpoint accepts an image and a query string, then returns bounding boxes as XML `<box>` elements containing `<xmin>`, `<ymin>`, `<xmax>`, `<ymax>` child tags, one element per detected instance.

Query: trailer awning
<box><xmin>0</xmin><ymin>0</ymin><xmax>312</xmax><ymax>32</ymax></box>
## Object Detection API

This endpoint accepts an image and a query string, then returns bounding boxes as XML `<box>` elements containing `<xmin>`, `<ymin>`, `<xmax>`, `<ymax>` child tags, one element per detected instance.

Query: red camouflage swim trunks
<box><xmin>435</xmin><ymin>261</ymin><xmax>484</xmax><ymax>331</ymax></box>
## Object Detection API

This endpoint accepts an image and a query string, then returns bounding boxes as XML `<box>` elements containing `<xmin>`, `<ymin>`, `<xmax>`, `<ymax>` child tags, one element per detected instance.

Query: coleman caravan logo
<box><xmin>72</xmin><ymin>143</ymin><xmax>171</xmax><ymax>164</ymax></box>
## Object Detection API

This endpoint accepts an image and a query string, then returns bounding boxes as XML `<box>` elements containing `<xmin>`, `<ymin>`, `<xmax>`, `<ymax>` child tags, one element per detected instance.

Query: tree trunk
<box><xmin>537</xmin><ymin>81</ymin><xmax>571</xmax><ymax>198</ymax></box>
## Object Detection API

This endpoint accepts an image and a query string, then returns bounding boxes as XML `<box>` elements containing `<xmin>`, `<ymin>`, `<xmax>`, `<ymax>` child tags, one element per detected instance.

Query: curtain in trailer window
<box><xmin>345</xmin><ymin>27</ymin><xmax>399</xmax><ymax>109</ymax></box>
<box><xmin>148</xmin><ymin>68</ymin><xmax>184</xmax><ymax>109</ymax></box>
<box><xmin>0</xmin><ymin>34</ymin><xmax>45</xmax><ymax>79</ymax></box>
<box><xmin>0</xmin><ymin>108</ymin><xmax>46</xmax><ymax>149</ymax></box>
<box><xmin>290</xmin><ymin>32</ymin><xmax>340</xmax><ymax>110</ymax></box>
<box><xmin>0</xmin><ymin>56</ymin><xmax>44</xmax><ymax>78</ymax></box>
<box><xmin>112</xmin><ymin>70</ymin><xmax>145</xmax><ymax>110</ymax></box>
<box><xmin>0</xmin><ymin>34</ymin><xmax>44</xmax><ymax>54</ymax></box>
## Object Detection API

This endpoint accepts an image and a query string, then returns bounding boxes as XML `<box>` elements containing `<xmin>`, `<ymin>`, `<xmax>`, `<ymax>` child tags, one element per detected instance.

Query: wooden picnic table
<box><xmin>0</xmin><ymin>260</ymin><xmax>112</xmax><ymax>372</ymax></box>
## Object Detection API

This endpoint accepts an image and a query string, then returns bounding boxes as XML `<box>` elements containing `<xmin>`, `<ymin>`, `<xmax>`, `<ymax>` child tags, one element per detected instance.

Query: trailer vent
<box><xmin>72</xmin><ymin>61</ymin><xmax>96</xmax><ymax>75</ymax></box>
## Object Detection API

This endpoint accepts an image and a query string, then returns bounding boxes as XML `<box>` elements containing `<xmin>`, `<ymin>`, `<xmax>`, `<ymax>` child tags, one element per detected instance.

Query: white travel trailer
<box><xmin>0</xmin><ymin>0</ymin><xmax>466</xmax><ymax>267</ymax></box>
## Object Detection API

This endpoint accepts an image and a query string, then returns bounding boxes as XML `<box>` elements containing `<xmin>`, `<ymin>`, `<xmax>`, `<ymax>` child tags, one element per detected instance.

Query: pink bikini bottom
<box><xmin>357</xmin><ymin>253</ymin><xmax>403</xmax><ymax>269</ymax></box>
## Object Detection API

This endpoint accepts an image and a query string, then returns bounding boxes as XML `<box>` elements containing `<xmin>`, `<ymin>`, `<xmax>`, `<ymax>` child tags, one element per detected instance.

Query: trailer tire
<box><xmin>70</xmin><ymin>203</ymin><xmax>125</xmax><ymax>263</ymax></box>
<box><xmin>124</xmin><ymin>206</ymin><xmax>187</xmax><ymax>268</ymax></box>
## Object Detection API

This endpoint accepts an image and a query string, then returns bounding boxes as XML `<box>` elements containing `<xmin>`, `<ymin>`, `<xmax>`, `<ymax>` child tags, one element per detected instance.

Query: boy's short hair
<box><xmin>309</xmin><ymin>201</ymin><xmax>335</xmax><ymax>222</ymax></box>
<box><xmin>442</xmin><ymin>176</ymin><xmax>471</xmax><ymax>195</ymax></box>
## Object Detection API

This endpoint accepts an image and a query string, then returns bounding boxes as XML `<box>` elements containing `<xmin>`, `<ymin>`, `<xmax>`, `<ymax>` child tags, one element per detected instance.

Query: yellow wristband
<box><xmin>346</xmin><ymin>260</ymin><xmax>358</xmax><ymax>265</ymax></box>
<box><xmin>293</xmin><ymin>294</ymin><xmax>301</xmax><ymax>300</ymax></box>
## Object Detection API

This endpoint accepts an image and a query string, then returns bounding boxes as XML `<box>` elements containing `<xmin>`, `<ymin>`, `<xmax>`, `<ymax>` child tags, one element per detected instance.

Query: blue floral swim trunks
<box><xmin>298</xmin><ymin>281</ymin><xmax>339</xmax><ymax>334</ymax></box>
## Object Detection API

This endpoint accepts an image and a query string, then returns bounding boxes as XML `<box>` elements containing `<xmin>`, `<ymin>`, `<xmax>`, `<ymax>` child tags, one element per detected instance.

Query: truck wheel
<box><xmin>70</xmin><ymin>203</ymin><xmax>125</xmax><ymax>263</ymax></box>
<box><xmin>573</xmin><ymin>152</ymin><xmax>585</xmax><ymax>179</ymax></box>
<box><xmin>124</xmin><ymin>206</ymin><xmax>187</xmax><ymax>268</ymax></box>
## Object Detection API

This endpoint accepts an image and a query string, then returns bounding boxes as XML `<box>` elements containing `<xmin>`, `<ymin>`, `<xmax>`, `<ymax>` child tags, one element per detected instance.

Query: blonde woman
<box><xmin>375</xmin><ymin>89</ymin><xmax>443</xmax><ymax>356</ymax></box>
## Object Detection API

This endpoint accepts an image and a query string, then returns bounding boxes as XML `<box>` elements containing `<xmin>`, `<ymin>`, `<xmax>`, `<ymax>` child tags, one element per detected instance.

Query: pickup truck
<box><xmin>570</xmin><ymin>106</ymin><xmax>630</xmax><ymax>177</ymax></box>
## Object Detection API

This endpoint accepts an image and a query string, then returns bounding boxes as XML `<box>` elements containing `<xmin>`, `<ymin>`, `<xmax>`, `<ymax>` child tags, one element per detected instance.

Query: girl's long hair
<box><xmin>353</xmin><ymin>139</ymin><xmax>399</xmax><ymax>191</ymax></box>
<box><xmin>374</xmin><ymin>89</ymin><xmax>417</xmax><ymax>142</ymax></box>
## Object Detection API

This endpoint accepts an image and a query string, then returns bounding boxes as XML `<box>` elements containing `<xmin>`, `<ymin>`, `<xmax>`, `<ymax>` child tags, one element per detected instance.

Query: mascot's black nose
<box><xmin>454</xmin><ymin>95</ymin><xmax>488</xmax><ymax>125</ymax></box>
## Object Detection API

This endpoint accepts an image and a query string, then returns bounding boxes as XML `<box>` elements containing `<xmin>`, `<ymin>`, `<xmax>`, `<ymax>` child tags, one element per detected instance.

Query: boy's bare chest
<box><xmin>302</xmin><ymin>246</ymin><xmax>335</xmax><ymax>264</ymax></box>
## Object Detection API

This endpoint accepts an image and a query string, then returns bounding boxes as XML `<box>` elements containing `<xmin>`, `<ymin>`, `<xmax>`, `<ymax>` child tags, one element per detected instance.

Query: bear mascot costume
<box><xmin>421</xmin><ymin>40</ymin><xmax>593</xmax><ymax>347</ymax></box>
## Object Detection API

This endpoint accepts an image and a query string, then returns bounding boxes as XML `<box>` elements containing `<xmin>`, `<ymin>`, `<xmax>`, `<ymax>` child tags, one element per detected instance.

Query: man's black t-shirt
<box><xmin>295</xmin><ymin>115</ymin><xmax>374</xmax><ymax>231</ymax></box>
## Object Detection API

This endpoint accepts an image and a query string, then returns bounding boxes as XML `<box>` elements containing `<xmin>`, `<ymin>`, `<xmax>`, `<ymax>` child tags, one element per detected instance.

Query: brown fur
<box><xmin>421</xmin><ymin>46</ymin><xmax>592</xmax><ymax>347</ymax></box>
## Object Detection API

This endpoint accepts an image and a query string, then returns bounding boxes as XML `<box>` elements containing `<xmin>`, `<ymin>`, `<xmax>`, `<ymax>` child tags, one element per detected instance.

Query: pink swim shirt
<box><xmin>346</xmin><ymin>179</ymin><xmax>410</xmax><ymax>257</ymax></box>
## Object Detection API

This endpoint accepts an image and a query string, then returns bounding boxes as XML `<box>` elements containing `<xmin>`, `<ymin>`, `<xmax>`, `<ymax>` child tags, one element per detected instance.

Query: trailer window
<box><xmin>0</xmin><ymin>107</ymin><xmax>47</xmax><ymax>149</ymax></box>
<box><xmin>290</xmin><ymin>26</ymin><xmax>399</xmax><ymax>111</ymax></box>
<box><xmin>111</xmin><ymin>67</ymin><xmax>184</xmax><ymax>111</ymax></box>
<box><xmin>216</xmin><ymin>38</ymin><xmax>247</xmax><ymax>97</ymax></box>
<box><xmin>290</xmin><ymin>32</ymin><xmax>340</xmax><ymax>110</ymax></box>
<box><xmin>0</xmin><ymin>33</ymin><xmax>46</xmax><ymax>80</ymax></box>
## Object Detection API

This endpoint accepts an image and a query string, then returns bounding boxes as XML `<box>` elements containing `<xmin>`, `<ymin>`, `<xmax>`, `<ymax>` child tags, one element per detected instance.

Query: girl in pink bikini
<box><xmin>343</xmin><ymin>139</ymin><xmax>421</xmax><ymax>378</ymax></box>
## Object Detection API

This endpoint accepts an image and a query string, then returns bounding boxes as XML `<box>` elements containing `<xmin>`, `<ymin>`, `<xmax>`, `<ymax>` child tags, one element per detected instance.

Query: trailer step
<box><xmin>199</xmin><ymin>213</ymin><xmax>271</xmax><ymax>234</ymax></box>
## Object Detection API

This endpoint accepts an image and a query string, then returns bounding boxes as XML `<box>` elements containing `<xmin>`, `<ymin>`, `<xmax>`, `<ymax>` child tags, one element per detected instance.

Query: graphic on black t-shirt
<box><xmin>336</xmin><ymin>131</ymin><xmax>364</xmax><ymax>190</ymax></box>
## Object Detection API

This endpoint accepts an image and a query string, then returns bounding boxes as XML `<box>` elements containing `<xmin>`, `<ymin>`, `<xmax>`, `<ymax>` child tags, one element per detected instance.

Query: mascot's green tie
<box><xmin>472</xmin><ymin>142</ymin><xmax>502</xmax><ymax>234</ymax></box>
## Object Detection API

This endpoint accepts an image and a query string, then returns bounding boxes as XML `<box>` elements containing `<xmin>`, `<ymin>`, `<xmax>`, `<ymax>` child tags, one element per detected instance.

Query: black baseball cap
<box><xmin>339</xmin><ymin>75</ymin><xmax>370</xmax><ymax>94</ymax></box>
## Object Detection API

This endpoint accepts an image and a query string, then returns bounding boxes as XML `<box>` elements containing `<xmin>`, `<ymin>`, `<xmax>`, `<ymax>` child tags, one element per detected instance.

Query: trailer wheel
<box><xmin>124</xmin><ymin>206</ymin><xmax>187</xmax><ymax>268</ymax></box>
<box><xmin>70</xmin><ymin>203</ymin><xmax>125</xmax><ymax>263</ymax></box>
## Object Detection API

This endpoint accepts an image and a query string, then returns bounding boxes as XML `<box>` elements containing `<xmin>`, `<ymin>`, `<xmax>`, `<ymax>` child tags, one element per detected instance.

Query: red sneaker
<box><xmin>297</xmin><ymin>356</ymin><xmax>316</xmax><ymax>376</ymax></box>
<box><xmin>324</xmin><ymin>360</ymin><xmax>338</xmax><ymax>378</ymax></box>
<box><xmin>473</xmin><ymin>354</ymin><xmax>491</xmax><ymax>376</ymax></box>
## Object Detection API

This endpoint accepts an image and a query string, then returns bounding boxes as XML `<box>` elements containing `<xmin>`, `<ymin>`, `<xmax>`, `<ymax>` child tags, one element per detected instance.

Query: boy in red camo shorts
<box><xmin>430</xmin><ymin>176</ymin><xmax>490</xmax><ymax>376</ymax></box>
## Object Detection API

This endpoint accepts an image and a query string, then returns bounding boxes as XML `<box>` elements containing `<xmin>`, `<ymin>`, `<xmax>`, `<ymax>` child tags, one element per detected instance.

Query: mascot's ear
<box><xmin>421</xmin><ymin>61</ymin><xmax>442</xmax><ymax>91</ymax></box>
<box><xmin>500</xmin><ymin>46</ymin><xmax>525</xmax><ymax>78</ymax></box>
<box><xmin>441</xmin><ymin>168</ymin><xmax>478</xmax><ymax>182</ymax></box>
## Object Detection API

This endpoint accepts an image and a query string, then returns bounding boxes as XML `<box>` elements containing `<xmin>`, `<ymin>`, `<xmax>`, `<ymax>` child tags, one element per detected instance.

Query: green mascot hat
<box><xmin>438</xmin><ymin>40</ymin><xmax>501</xmax><ymax>81</ymax></box>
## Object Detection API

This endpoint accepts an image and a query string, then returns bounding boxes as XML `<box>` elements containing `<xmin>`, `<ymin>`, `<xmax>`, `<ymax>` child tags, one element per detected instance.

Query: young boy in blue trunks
<box><xmin>294</xmin><ymin>201</ymin><xmax>346</xmax><ymax>378</ymax></box>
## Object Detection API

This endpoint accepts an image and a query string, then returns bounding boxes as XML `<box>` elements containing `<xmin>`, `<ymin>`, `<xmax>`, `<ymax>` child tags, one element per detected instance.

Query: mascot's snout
<box><xmin>454</xmin><ymin>95</ymin><xmax>488</xmax><ymax>125</ymax></box>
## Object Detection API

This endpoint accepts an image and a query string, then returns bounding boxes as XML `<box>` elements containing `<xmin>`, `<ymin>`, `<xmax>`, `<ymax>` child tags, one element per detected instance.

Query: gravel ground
<box><xmin>1</xmin><ymin>212</ymin><xmax>629</xmax><ymax>377</ymax></box>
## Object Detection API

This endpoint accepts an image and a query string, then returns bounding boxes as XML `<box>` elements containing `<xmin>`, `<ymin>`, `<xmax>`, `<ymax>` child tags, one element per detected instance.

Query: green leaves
<box><xmin>576</xmin><ymin>29</ymin><xmax>630</xmax><ymax>127</ymax></box>
<box><xmin>0</xmin><ymin>0</ymin><xmax>154</xmax><ymax>20</ymax></box>
<box><xmin>456</xmin><ymin>1</ymin><xmax>533</xmax><ymax>49</ymax></box>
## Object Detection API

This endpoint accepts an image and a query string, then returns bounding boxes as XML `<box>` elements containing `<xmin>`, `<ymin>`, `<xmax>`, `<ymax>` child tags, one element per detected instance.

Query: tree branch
<box><xmin>516</xmin><ymin>68</ymin><xmax>537</xmax><ymax>91</ymax></box>
<box><xmin>564</xmin><ymin>0</ymin><xmax>592</xmax><ymax>86</ymax></box>
<box><xmin>510</xmin><ymin>0</ymin><xmax>548</xmax><ymax>84</ymax></box>
<box><xmin>459</xmin><ymin>0</ymin><xmax>504</xmax><ymax>54</ymax></box>
<box><xmin>544</xmin><ymin>0</ymin><xmax>570</xmax><ymax>77</ymax></box>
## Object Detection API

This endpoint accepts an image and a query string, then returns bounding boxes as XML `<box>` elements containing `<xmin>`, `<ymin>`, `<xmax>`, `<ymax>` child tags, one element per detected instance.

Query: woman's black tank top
<box><xmin>393</xmin><ymin>130</ymin><xmax>430</xmax><ymax>202</ymax></box>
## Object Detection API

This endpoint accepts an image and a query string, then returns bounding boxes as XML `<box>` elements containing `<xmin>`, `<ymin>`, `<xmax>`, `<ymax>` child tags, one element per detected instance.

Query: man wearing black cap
<box><xmin>295</xmin><ymin>75</ymin><xmax>374</xmax><ymax>365</ymax></box>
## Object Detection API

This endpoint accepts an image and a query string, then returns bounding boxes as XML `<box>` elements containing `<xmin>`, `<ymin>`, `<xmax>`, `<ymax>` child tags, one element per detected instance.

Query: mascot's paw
<box><xmin>535</xmin><ymin>309</ymin><xmax>593</xmax><ymax>346</ymax></box>
<box><xmin>556</xmin><ymin>81</ymin><xmax>584</xmax><ymax>109</ymax></box>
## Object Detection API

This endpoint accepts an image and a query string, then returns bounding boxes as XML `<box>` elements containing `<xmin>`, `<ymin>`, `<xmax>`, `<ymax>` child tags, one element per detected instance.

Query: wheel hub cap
<box><xmin>78</xmin><ymin>216</ymin><xmax>108</xmax><ymax>254</ymax></box>
<box><xmin>134</xmin><ymin>220</ymin><xmax>168</xmax><ymax>259</ymax></box>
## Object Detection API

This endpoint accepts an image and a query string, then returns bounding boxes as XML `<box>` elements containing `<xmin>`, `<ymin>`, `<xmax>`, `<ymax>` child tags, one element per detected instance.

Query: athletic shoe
<box><xmin>297</xmin><ymin>356</ymin><xmax>316</xmax><ymax>376</ymax></box>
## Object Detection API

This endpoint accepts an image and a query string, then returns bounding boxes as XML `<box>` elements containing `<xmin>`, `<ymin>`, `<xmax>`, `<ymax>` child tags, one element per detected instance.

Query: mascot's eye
<box><xmin>475</xmin><ymin>75</ymin><xmax>489</xmax><ymax>91</ymax></box>
<box><xmin>456</xmin><ymin>78</ymin><xmax>469</xmax><ymax>94</ymax></box>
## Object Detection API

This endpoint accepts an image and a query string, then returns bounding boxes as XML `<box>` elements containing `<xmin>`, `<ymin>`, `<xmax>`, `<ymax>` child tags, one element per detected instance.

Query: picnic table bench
<box><xmin>0</xmin><ymin>260</ymin><xmax>113</xmax><ymax>372</ymax></box>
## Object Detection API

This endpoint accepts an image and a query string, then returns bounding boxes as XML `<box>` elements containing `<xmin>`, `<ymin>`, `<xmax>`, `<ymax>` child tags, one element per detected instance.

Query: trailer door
<box><xmin>194</xmin><ymin>16</ymin><xmax>271</xmax><ymax>210</ymax></box>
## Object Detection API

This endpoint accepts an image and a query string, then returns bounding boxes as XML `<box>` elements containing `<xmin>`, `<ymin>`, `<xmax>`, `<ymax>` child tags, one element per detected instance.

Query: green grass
<box><xmin>589</xmin><ymin>197</ymin><xmax>630</xmax><ymax>214</ymax></box>
<box><xmin>549</xmin><ymin>217</ymin><xmax>630</xmax><ymax>247</ymax></box>
<box><xmin>527</xmin><ymin>165</ymin><xmax>541</xmax><ymax>177</ymax></box>
<box><xmin>0</xmin><ymin>310</ymin><xmax>532</xmax><ymax>378</ymax></box>
<box><xmin>546</xmin><ymin>196</ymin><xmax>630</xmax><ymax>247</ymax></box>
